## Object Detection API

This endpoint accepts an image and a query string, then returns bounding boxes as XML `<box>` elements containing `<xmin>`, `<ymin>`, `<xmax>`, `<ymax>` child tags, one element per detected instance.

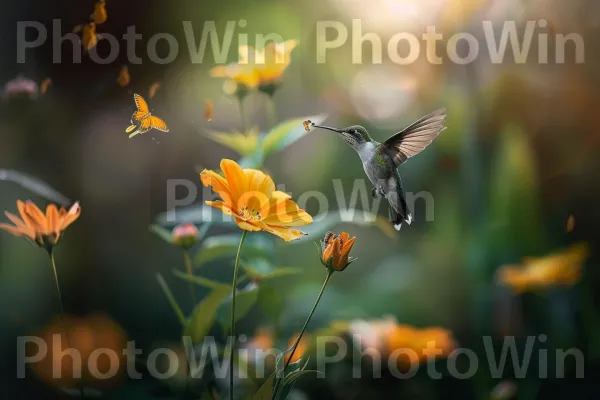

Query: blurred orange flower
<box><xmin>350</xmin><ymin>317</ymin><xmax>455</xmax><ymax>368</ymax></box>
<box><xmin>497</xmin><ymin>242</ymin><xmax>589</xmax><ymax>293</ymax></box>
<box><xmin>321</xmin><ymin>231</ymin><xmax>357</xmax><ymax>271</ymax></box>
<box><xmin>200</xmin><ymin>159</ymin><xmax>312</xmax><ymax>241</ymax></box>
<box><xmin>0</xmin><ymin>200</ymin><xmax>80</xmax><ymax>250</ymax></box>
<box><xmin>29</xmin><ymin>314</ymin><xmax>127</xmax><ymax>389</ymax></box>
<box><xmin>285</xmin><ymin>333</ymin><xmax>309</xmax><ymax>364</ymax></box>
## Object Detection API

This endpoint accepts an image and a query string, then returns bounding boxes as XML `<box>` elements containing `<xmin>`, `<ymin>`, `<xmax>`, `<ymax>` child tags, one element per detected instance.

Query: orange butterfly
<box><xmin>90</xmin><ymin>0</ymin><xmax>108</xmax><ymax>25</ymax></box>
<box><xmin>148</xmin><ymin>82</ymin><xmax>161</xmax><ymax>99</ymax></box>
<box><xmin>126</xmin><ymin>94</ymin><xmax>169</xmax><ymax>138</ymax></box>
<box><xmin>204</xmin><ymin>99</ymin><xmax>214</xmax><ymax>121</ymax></box>
<box><xmin>73</xmin><ymin>22</ymin><xmax>101</xmax><ymax>51</ymax></box>
<box><xmin>40</xmin><ymin>78</ymin><xmax>52</xmax><ymax>95</ymax></box>
<box><xmin>117</xmin><ymin>65</ymin><xmax>130</xmax><ymax>88</ymax></box>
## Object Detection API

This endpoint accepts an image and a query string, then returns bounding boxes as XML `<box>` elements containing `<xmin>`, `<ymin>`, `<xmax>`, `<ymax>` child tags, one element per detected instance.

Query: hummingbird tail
<box><xmin>387</xmin><ymin>173</ymin><xmax>411</xmax><ymax>231</ymax></box>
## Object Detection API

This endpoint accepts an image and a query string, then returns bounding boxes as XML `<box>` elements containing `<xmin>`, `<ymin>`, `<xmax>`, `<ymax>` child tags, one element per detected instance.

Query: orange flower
<box><xmin>320</xmin><ymin>231</ymin><xmax>357</xmax><ymax>271</ymax></box>
<box><xmin>241</xmin><ymin>327</ymin><xmax>277</xmax><ymax>369</ymax></box>
<box><xmin>200</xmin><ymin>159</ymin><xmax>312</xmax><ymax>241</ymax></box>
<box><xmin>285</xmin><ymin>333</ymin><xmax>308</xmax><ymax>364</ymax></box>
<box><xmin>497</xmin><ymin>242</ymin><xmax>589</xmax><ymax>293</ymax></box>
<box><xmin>0</xmin><ymin>200</ymin><xmax>80</xmax><ymax>250</ymax></box>
<box><xmin>349</xmin><ymin>317</ymin><xmax>455</xmax><ymax>369</ymax></box>
<box><xmin>29</xmin><ymin>314</ymin><xmax>127</xmax><ymax>389</ymax></box>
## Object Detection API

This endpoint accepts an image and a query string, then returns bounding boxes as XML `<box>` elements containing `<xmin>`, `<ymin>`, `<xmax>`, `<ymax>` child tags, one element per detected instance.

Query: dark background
<box><xmin>1</xmin><ymin>0</ymin><xmax>599</xmax><ymax>398</ymax></box>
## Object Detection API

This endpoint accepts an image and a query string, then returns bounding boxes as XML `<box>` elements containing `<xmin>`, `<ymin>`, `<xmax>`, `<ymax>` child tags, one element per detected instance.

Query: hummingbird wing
<box><xmin>383</xmin><ymin>108</ymin><xmax>446</xmax><ymax>166</ymax></box>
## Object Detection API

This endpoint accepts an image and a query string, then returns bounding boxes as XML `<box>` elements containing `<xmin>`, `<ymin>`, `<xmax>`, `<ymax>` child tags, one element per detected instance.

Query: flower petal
<box><xmin>244</xmin><ymin>169</ymin><xmax>275</xmax><ymax>197</ymax></box>
<box><xmin>331</xmin><ymin>237</ymin><xmax>342</xmax><ymax>269</ymax></box>
<box><xmin>258</xmin><ymin>223</ymin><xmax>306</xmax><ymax>242</ymax></box>
<box><xmin>0</xmin><ymin>223</ymin><xmax>33</xmax><ymax>239</ymax></box>
<box><xmin>341</xmin><ymin>236</ymin><xmax>356</xmax><ymax>259</ymax></box>
<box><xmin>24</xmin><ymin>201</ymin><xmax>47</xmax><ymax>233</ymax></box>
<box><xmin>234</xmin><ymin>217</ymin><xmax>262</xmax><ymax>232</ymax></box>
<box><xmin>46</xmin><ymin>204</ymin><xmax>59</xmax><ymax>237</ymax></box>
<box><xmin>263</xmin><ymin>208</ymin><xmax>312</xmax><ymax>227</ymax></box>
<box><xmin>17</xmin><ymin>200</ymin><xmax>37</xmax><ymax>230</ymax></box>
<box><xmin>200</xmin><ymin>169</ymin><xmax>232</xmax><ymax>205</ymax></box>
<box><xmin>322</xmin><ymin>242</ymin><xmax>334</xmax><ymax>262</ymax></box>
<box><xmin>220</xmin><ymin>159</ymin><xmax>247</xmax><ymax>209</ymax></box>
<box><xmin>4</xmin><ymin>212</ymin><xmax>27</xmax><ymax>229</ymax></box>
<box><xmin>60</xmin><ymin>203</ymin><xmax>81</xmax><ymax>231</ymax></box>
<box><xmin>205</xmin><ymin>200</ymin><xmax>234</xmax><ymax>216</ymax></box>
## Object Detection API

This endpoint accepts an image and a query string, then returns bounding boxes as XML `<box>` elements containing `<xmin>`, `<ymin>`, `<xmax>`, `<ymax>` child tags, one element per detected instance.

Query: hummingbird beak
<box><xmin>311</xmin><ymin>124</ymin><xmax>342</xmax><ymax>133</ymax></box>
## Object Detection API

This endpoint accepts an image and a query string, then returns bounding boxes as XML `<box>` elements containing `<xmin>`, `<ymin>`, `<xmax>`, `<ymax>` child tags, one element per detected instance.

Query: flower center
<box><xmin>239</xmin><ymin>206</ymin><xmax>262</xmax><ymax>221</ymax></box>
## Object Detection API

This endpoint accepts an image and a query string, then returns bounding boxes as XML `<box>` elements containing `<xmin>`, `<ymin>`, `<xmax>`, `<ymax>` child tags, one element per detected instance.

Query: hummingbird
<box><xmin>312</xmin><ymin>109</ymin><xmax>446</xmax><ymax>230</ymax></box>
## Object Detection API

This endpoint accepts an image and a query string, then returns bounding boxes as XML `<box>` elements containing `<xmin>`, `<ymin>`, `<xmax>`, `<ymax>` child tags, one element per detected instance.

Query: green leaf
<box><xmin>241</xmin><ymin>258</ymin><xmax>302</xmax><ymax>280</ymax></box>
<box><xmin>279</xmin><ymin>369</ymin><xmax>321</xmax><ymax>399</ymax></box>
<box><xmin>195</xmin><ymin>234</ymin><xmax>275</xmax><ymax>266</ymax></box>
<box><xmin>261</xmin><ymin>114</ymin><xmax>328</xmax><ymax>157</ymax></box>
<box><xmin>216</xmin><ymin>282</ymin><xmax>259</xmax><ymax>332</ymax></box>
<box><xmin>156</xmin><ymin>274</ymin><xmax>186</xmax><ymax>328</ymax></box>
<box><xmin>253</xmin><ymin>373</ymin><xmax>275</xmax><ymax>400</ymax></box>
<box><xmin>287</xmin><ymin>209</ymin><xmax>397</xmax><ymax>243</ymax></box>
<box><xmin>184</xmin><ymin>286</ymin><xmax>231</xmax><ymax>344</ymax></box>
<box><xmin>173</xmin><ymin>270</ymin><xmax>230</xmax><ymax>290</ymax></box>
<box><xmin>257</xmin><ymin>285</ymin><xmax>284</xmax><ymax>322</ymax></box>
<box><xmin>202</xmin><ymin>128</ymin><xmax>260</xmax><ymax>156</ymax></box>
<box><xmin>149</xmin><ymin>224</ymin><xmax>174</xmax><ymax>244</ymax></box>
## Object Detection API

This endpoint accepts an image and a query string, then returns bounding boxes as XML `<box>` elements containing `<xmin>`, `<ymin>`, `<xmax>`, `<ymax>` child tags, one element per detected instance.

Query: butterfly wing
<box><xmin>148</xmin><ymin>116</ymin><xmax>169</xmax><ymax>132</ymax></box>
<box><xmin>131</xmin><ymin>94</ymin><xmax>150</xmax><ymax>123</ymax></box>
<box><xmin>383</xmin><ymin>108</ymin><xmax>446</xmax><ymax>166</ymax></box>
<box><xmin>134</xmin><ymin>94</ymin><xmax>149</xmax><ymax>115</ymax></box>
<box><xmin>128</xmin><ymin>117</ymin><xmax>152</xmax><ymax>138</ymax></box>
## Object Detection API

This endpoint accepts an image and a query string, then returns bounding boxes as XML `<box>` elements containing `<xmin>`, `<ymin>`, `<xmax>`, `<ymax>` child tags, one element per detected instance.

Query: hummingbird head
<box><xmin>311</xmin><ymin>123</ymin><xmax>372</xmax><ymax>149</ymax></box>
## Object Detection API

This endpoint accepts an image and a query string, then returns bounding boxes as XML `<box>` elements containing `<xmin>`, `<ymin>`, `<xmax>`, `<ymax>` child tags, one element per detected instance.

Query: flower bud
<box><xmin>172</xmin><ymin>223</ymin><xmax>199</xmax><ymax>249</ymax></box>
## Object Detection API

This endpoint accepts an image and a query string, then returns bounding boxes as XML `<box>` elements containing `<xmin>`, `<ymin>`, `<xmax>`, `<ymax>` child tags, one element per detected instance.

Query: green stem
<box><xmin>272</xmin><ymin>269</ymin><xmax>334</xmax><ymax>397</ymax></box>
<box><xmin>229</xmin><ymin>231</ymin><xmax>247</xmax><ymax>400</ymax></box>
<box><xmin>49</xmin><ymin>252</ymin><xmax>85</xmax><ymax>399</ymax></box>
<box><xmin>183</xmin><ymin>250</ymin><xmax>197</xmax><ymax>306</ymax></box>
<box><xmin>266</xmin><ymin>96</ymin><xmax>277</xmax><ymax>129</ymax></box>
<box><xmin>238</xmin><ymin>98</ymin><xmax>248</xmax><ymax>132</ymax></box>
<box><xmin>49</xmin><ymin>252</ymin><xmax>65</xmax><ymax>321</ymax></box>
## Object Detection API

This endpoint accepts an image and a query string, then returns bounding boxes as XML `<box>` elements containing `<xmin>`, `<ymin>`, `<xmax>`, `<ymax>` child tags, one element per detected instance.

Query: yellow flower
<box><xmin>497</xmin><ymin>243</ymin><xmax>589</xmax><ymax>293</ymax></box>
<box><xmin>210</xmin><ymin>40</ymin><xmax>297</xmax><ymax>91</ymax></box>
<box><xmin>320</xmin><ymin>231</ymin><xmax>357</xmax><ymax>271</ymax></box>
<box><xmin>251</xmin><ymin>40</ymin><xmax>297</xmax><ymax>86</ymax></box>
<box><xmin>210</xmin><ymin>63</ymin><xmax>259</xmax><ymax>90</ymax></box>
<box><xmin>200</xmin><ymin>159</ymin><xmax>312</xmax><ymax>241</ymax></box>
<box><xmin>0</xmin><ymin>200</ymin><xmax>80</xmax><ymax>250</ymax></box>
